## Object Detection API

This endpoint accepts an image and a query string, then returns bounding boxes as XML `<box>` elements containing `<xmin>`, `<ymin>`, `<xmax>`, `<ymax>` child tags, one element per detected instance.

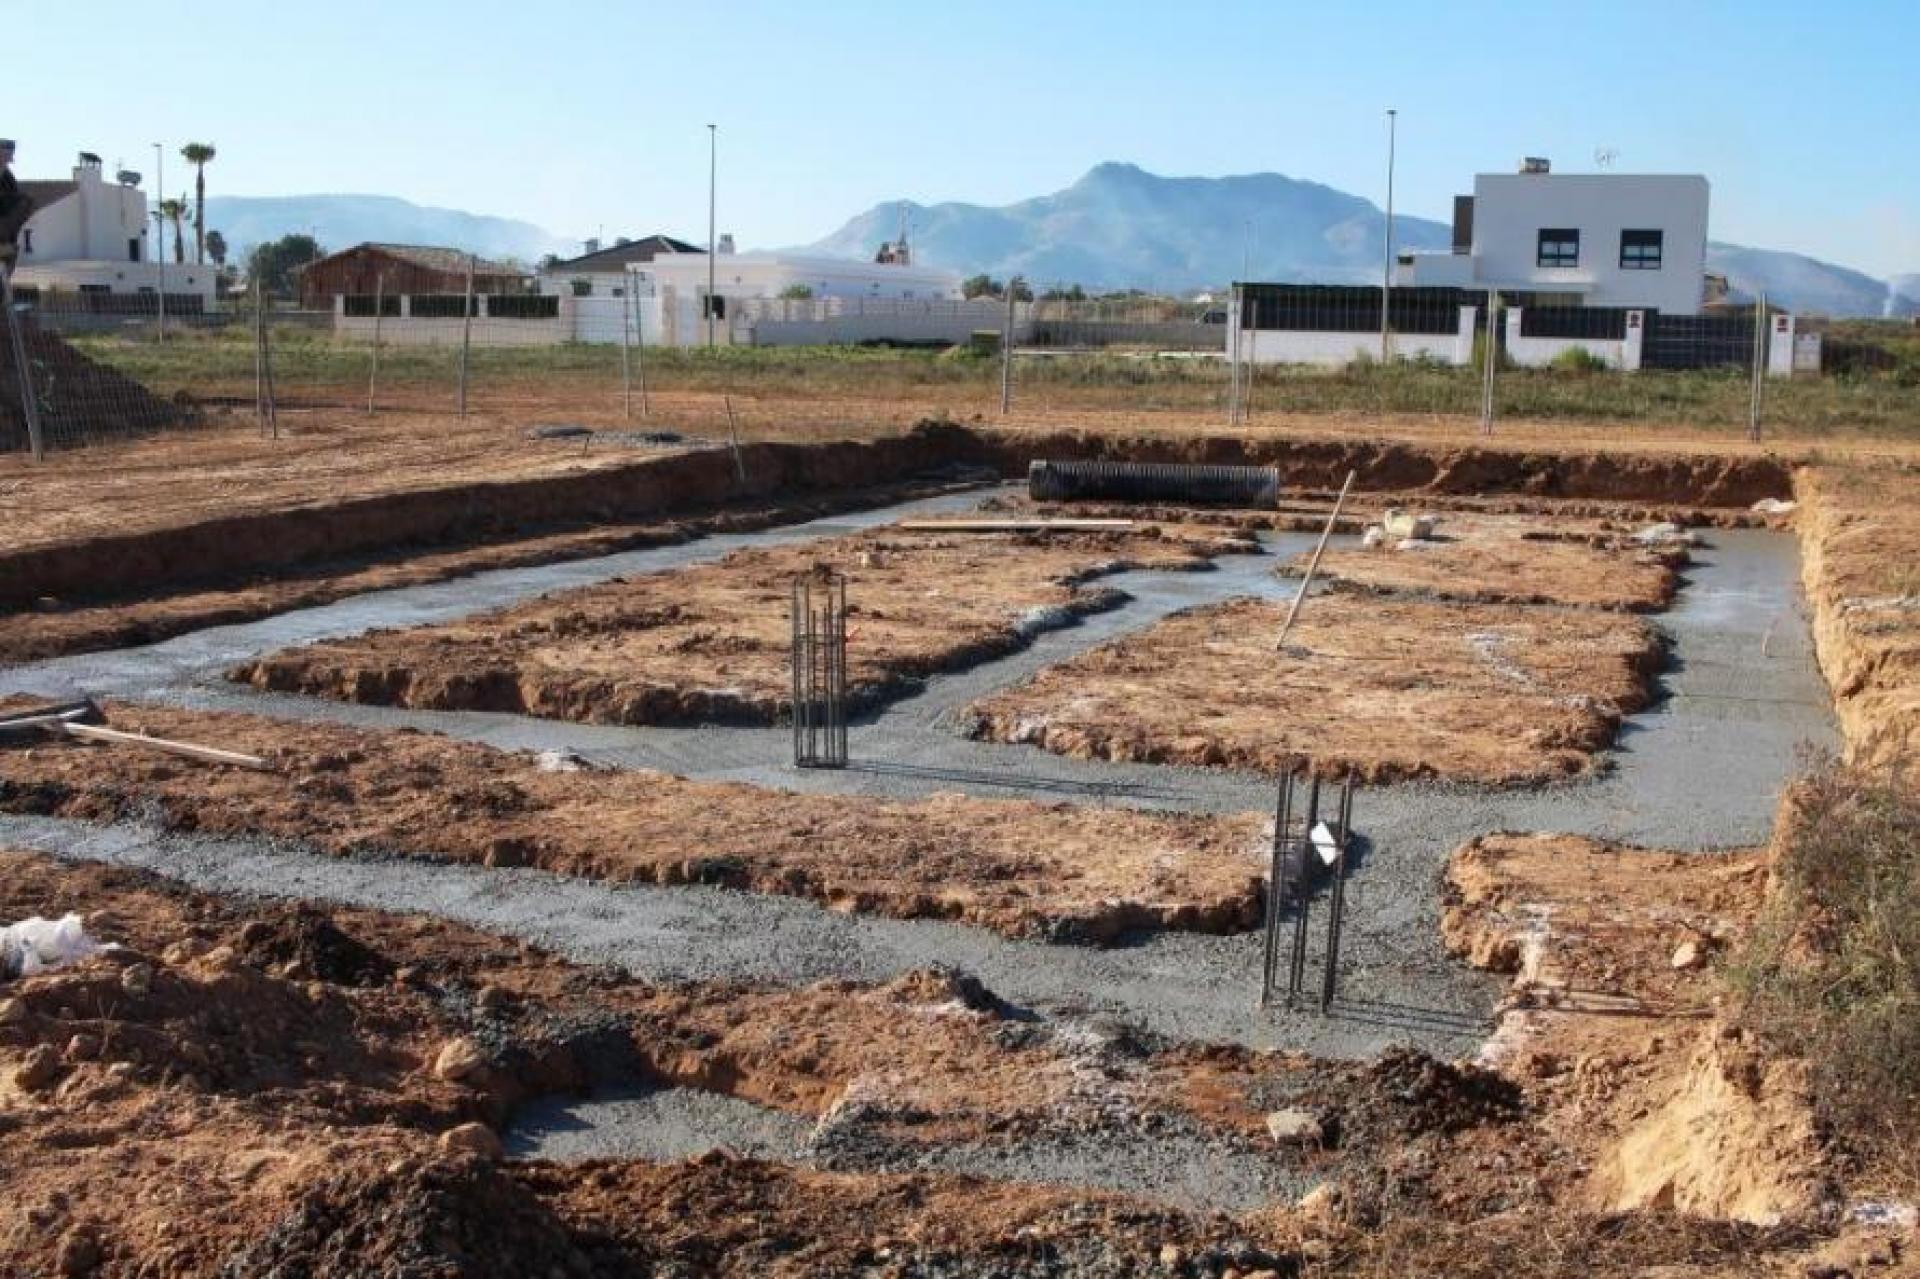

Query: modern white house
<box><xmin>1395</xmin><ymin>159</ymin><xmax>1710</xmax><ymax>315</ymax></box>
<box><xmin>12</xmin><ymin>153</ymin><xmax>217</xmax><ymax>302</ymax></box>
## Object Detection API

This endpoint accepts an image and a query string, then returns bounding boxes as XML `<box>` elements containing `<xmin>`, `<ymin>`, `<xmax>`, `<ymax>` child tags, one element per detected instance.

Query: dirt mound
<box><xmin>222</xmin><ymin>1155</ymin><xmax>607</xmax><ymax>1278</ymax></box>
<box><xmin>231</xmin><ymin>905</ymin><xmax>396</xmax><ymax>987</ymax></box>
<box><xmin>1352</xmin><ymin>1046</ymin><xmax>1525</xmax><ymax>1139</ymax></box>
<box><xmin>0</xmin><ymin>320</ymin><xmax>185</xmax><ymax>452</ymax></box>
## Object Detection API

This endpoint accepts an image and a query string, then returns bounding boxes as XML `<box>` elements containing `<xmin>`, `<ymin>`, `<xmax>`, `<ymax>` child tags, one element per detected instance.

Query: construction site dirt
<box><xmin>0</xmin><ymin>414</ymin><xmax>1907</xmax><ymax>1278</ymax></box>
<box><xmin>229</xmin><ymin>522</ymin><xmax>1255</xmax><ymax>728</ymax></box>
<box><xmin>964</xmin><ymin>593</ymin><xmax>1668</xmax><ymax>784</ymax></box>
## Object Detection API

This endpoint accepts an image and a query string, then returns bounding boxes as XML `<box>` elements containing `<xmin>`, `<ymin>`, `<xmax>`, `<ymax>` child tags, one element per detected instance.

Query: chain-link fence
<box><xmin>4</xmin><ymin>260</ymin><xmax>1915</xmax><ymax>460</ymax></box>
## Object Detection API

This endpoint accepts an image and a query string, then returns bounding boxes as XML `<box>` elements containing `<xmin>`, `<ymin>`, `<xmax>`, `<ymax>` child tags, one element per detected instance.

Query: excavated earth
<box><xmin>963</xmin><ymin>593</ymin><xmax>1667</xmax><ymax>784</ymax></box>
<box><xmin>0</xmin><ymin>702</ymin><xmax>1269</xmax><ymax>942</ymax></box>
<box><xmin>1277</xmin><ymin>511</ymin><xmax>1688</xmax><ymax>613</ymax></box>
<box><xmin>229</xmin><ymin>522</ymin><xmax>1252</xmax><ymax>727</ymax></box>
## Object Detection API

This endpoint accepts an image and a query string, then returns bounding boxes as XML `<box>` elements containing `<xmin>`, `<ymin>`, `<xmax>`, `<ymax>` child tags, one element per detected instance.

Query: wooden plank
<box><xmin>55</xmin><ymin>722</ymin><xmax>271</xmax><ymax>771</ymax></box>
<box><xmin>896</xmin><ymin>518</ymin><xmax>1137</xmax><ymax>533</ymax></box>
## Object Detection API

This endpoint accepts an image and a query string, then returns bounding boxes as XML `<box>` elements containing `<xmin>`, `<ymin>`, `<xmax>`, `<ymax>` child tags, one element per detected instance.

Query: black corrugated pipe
<box><xmin>1028</xmin><ymin>458</ymin><xmax>1280</xmax><ymax>507</ymax></box>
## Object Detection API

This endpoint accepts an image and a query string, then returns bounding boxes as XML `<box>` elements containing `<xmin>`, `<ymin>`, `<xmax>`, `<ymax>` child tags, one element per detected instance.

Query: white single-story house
<box><xmin>1395</xmin><ymin>159</ymin><xmax>1710</xmax><ymax>315</ymax></box>
<box><xmin>12</xmin><ymin>153</ymin><xmax>217</xmax><ymax>303</ymax></box>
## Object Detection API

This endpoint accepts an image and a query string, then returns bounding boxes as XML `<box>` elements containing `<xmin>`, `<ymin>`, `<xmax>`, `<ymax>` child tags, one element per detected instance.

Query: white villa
<box><xmin>12</xmin><ymin>153</ymin><xmax>217</xmax><ymax>302</ymax></box>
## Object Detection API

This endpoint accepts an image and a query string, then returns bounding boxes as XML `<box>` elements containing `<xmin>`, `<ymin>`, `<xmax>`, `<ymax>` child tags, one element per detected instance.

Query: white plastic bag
<box><xmin>0</xmin><ymin>913</ymin><xmax>111</xmax><ymax>978</ymax></box>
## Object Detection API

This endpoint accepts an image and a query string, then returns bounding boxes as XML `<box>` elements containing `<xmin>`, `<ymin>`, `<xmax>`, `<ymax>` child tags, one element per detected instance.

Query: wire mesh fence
<box><xmin>4</xmin><ymin>261</ymin><xmax>1915</xmax><ymax>460</ymax></box>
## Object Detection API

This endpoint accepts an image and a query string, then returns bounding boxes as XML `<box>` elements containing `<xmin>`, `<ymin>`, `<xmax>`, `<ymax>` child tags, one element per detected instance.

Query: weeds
<box><xmin>1732</xmin><ymin>756</ymin><xmax>1920</xmax><ymax>1190</ymax></box>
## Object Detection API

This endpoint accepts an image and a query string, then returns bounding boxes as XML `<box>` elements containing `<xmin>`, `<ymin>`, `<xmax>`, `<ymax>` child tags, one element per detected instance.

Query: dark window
<box><xmin>569</xmin><ymin>279</ymin><xmax>592</xmax><ymax>297</ymax></box>
<box><xmin>1620</xmin><ymin>229</ymin><xmax>1664</xmax><ymax>270</ymax></box>
<box><xmin>702</xmin><ymin>294</ymin><xmax>727</xmax><ymax>320</ymax></box>
<box><xmin>127</xmin><ymin>236</ymin><xmax>139</xmax><ymax>262</ymax></box>
<box><xmin>1536</xmin><ymin>228</ymin><xmax>1580</xmax><ymax>268</ymax></box>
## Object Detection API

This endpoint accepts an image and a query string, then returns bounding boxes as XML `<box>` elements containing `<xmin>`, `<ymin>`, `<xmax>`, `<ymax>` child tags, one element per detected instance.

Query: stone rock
<box><xmin>119</xmin><ymin>963</ymin><xmax>154</xmax><ymax>998</ymax></box>
<box><xmin>439</xmin><ymin>1121</ymin><xmax>504</xmax><ymax>1160</ymax></box>
<box><xmin>1158</xmin><ymin>1243</ymin><xmax>1184</xmax><ymax>1267</ymax></box>
<box><xmin>0</xmin><ymin>997</ymin><xmax>27</xmax><ymax>1025</ymax></box>
<box><xmin>14</xmin><ymin>1044</ymin><xmax>61</xmax><ymax>1091</ymax></box>
<box><xmin>432</xmin><ymin>1037</ymin><xmax>487</xmax><ymax>1082</ymax></box>
<box><xmin>484</xmin><ymin>837</ymin><xmax>531</xmax><ymax>869</ymax></box>
<box><xmin>1265</xmin><ymin>1107</ymin><xmax>1324</xmax><ymax>1145</ymax></box>
<box><xmin>1297</xmin><ymin>1182</ymin><xmax>1341</xmax><ymax>1226</ymax></box>
<box><xmin>476</xmin><ymin>985</ymin><xmax>511</xmax><ymax>1014</ymax></box>
<box><xmin>1671</xmin><ymin>939</ymin><xmax>1706</xmax><ymax>971</ymax></box>
<box><xmin>64</xmin><ymin>1033</ymin><xmax>100</xmax><ymax>1063</ymax></box>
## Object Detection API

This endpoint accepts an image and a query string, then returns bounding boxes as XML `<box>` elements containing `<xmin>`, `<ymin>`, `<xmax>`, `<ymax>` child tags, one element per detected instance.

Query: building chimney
<box><xmin>582</xmin><ymin>237</ymin><xmax>601</xmax><ymax>255</ymax></box>
<box><xmin>718</xmin><ymin>233</ymin><xmax>736</xmax><ymax>255</ymax></box>
<box><xmin>1520</xmin><ymin>157</ymin><xmax>1551</xmax><ymax>175</ymax></box>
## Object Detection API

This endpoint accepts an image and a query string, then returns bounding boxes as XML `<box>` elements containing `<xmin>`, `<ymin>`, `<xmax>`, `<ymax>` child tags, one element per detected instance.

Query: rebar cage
<box><xmin>790</xmin><ymin>570</ymin><xmax>848</xmax><ymax>769</ymax></box>
<box><xmin>1259</xmin><ymin>768</ymin><xmax>1357</xmax><ymax>1011</ymax></box>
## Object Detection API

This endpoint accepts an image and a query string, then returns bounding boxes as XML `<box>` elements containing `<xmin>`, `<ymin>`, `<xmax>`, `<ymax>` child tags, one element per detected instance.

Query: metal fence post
<box><xmin>620</xmin><ymin>283</ymin><xmax>634</xmax><ymax>420</ymax></box>
<box><xmin>1478</xmin><ymin>291</ymin><xmax>1499</xmax><ymax>436</ymax></box>
<box><xmin>632</xmin><ymin>268</ymin><xmax>650</xmax><ymax>418</ymax></box>
<box><xmin>367</xmin><ymin>273</ymin><xmax>385</xmax><ymax>415</ymax></box>
<box><xmin>253</xmin><ymin>276</ymin><xmax>278</xmax><ymax>439</ymax></box>
<box><xmin>457</xmin><ymin>254</ymin><xmax>475</xmax><ymax>417</ymax></box>
<box><xmin>1</xmin><ymin>271</ymin><xmax>45</xmax><ymax>462</ymax></box>
<box><xmin>999</xmin><ymin>282</ymin><xmax>1016</xmax><ymax>415</ymax></box>
<box><xmin>1748</xmin><ymin>293</ymin><xmax>1768</xmax><ymax>443</ymax></box>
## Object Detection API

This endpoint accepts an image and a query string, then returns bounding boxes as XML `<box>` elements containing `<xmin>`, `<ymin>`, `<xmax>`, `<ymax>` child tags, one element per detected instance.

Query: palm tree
<box><xmin>158</xmin><ymin>199</ymin><xmax>188</xmax><ymax>264</ymax></box>
<box><xmin>180</xmin><ymin>142</ymin><xmax>216</xmax><ymax>264</ymax></box>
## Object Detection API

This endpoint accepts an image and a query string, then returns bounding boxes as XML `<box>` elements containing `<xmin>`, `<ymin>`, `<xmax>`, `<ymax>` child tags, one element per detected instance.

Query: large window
<box><xmin>1536</xmin><ymin>228</ymin><xmax>1580</xmax><ymax>268</ymax></box>
<box><xmin>1620</xmin><ymin>229</ymin><xmax>1664</xmax><ymax>270</ymax></box>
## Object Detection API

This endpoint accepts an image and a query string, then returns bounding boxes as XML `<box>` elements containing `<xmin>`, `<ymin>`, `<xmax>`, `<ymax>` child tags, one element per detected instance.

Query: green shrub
<box><xmin>1550</xmin><ymin>346</ymin><xmax>1613</xmax><ymax>373</ymax></box>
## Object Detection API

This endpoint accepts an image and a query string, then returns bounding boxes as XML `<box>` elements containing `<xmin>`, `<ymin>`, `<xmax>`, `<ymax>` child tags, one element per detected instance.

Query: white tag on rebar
<box><xmin>1311</xmin><ymin>821</ymin><xmax>1340</xmax><ymax>866</ymax></box>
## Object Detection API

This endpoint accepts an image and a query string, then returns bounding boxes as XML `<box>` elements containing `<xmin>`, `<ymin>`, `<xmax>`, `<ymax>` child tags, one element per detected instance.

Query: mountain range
<box><xmin>201</xmin><ymin>165</ymin><xmax>1912</xmax><ymax>317</ymax></box>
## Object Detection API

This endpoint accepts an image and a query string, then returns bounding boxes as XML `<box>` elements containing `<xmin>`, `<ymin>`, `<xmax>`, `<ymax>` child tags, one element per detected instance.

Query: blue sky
<box><xmin>10</xmin><ymin>0</ymin><xmax>1917</xmax><ymax>276</ymax></box>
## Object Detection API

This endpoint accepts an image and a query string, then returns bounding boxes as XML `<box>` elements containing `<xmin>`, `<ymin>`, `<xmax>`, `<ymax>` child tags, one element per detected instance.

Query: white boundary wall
<box><xmin>1233</xmin><ymin>305</ymin><xmax>1478</xmax><ymax>367</ymax></box>
<box><xmin>1502</xmin><ymin>308</ymin><xmax>1644</xmax><ymax>369</ymax></box>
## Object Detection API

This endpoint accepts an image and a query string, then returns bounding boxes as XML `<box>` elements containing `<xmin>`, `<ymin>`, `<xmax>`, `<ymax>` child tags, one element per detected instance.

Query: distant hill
<box><xmin>202</xmin><ymin>195</ymin><xmax>575</xmax><ymax>266</ymax></box>
<box><xmin>798</xmin><ymin>161</ymin><xmax>1451</xmax><ymax>290</ymax></box>
<box><xmin>1705</xmin><ymin>242</ymin><xmax>1893</xmax><ymax>317</ymax></box>
<box><xmin>800</xmin><ymin>163</ymin><xmax>1909</xmax><ymax>316</ymax></box>
<box><xmin>1887</xmin><ymin>274</ymin><xmax>1920</xmax><ymax>318</ymax></box>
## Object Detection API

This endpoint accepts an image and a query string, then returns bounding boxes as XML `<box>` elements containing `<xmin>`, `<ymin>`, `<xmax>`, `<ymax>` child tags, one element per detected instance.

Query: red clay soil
<box><xmin>0</xmin><ymin>703</ymin><xmax>1268</xmax><ymax>941</ymax></box>
<box><xmin>1281</xmin><ymin>511</ymin><xmax>1687</xmax><ymax>613</ymax></box>
<box><xmin>0</xmin><ymin>476</ymin><xmax>984</xmax><ymax>665</ymax></box>
<box><xmin>0</xmin><ymin>850</ymin><xmax>1318</xmax><ymax>1277</ymax></box>
<box><xmin>1796</xmin><ymin>461</ymin><xmax>1920</xmax><ymax>782</ymax></box>
<box><xmin>965</xmin><ymin>594</ymin><xmax>1666</xmax><ymax>784</ymax></box>
<box><xmin>232</xmin><ymin>522</ymin><xmax>1252</xmax><ymax>727</ymax></box>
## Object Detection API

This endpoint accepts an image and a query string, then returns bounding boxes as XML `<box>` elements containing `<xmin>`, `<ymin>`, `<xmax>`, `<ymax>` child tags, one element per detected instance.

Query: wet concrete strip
<box><xmin>503</xmin><ymin>1084</ymin><xmax>1310</xmax><ymax>1216</ymax></box>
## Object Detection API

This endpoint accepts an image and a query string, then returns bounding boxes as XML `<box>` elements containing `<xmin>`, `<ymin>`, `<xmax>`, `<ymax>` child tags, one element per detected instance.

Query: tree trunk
<box><xmin>194</xmin><ymin>166</ymin><xmax>206</xmax><ymax>265</ymax></box>
<box><xmin>173</xmin><ymin>221</ymin><xmax>185</xmax><ymax>265</ymax></box>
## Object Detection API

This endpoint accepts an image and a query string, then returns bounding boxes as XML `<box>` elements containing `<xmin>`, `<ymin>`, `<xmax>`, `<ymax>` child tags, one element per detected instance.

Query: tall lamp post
<box><xmin>706</xmin><ymin>123</ymin><xmax>718</xmax><ymax>349</ymax></box>
<box><xmin>1380</xmin><ymin>109</ymin><xmax>1396</xmax><ymax>362</ymax></box>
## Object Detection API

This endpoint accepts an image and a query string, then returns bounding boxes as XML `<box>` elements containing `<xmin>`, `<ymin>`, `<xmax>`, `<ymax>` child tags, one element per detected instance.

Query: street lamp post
<box><xmin>706</xmin><ymin>123</ymin><xmax>717</xmax><ymax>349</ymax></box>
<box><xmin>1380</xmin><ymin>109</ymin><xmax>1396</xmax><ymax>363</ymax></box>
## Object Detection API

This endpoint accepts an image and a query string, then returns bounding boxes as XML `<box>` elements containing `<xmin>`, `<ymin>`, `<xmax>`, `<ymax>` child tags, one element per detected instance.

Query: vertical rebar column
<box><xmin>1285</xmin><ymin>776</ymin><xmax>1321</xmax><ymax>1007</ymax></box>
<box><xmin>1748</xmin><ymin>293</ymin><xmax>1768</xmax><ymax>444</ymax></box>
<box><xmin>999</xmin><ymin>282</ymin><xmax>1015</xmax><ymax>415</ymax></box>
<box><xmin>792</xmin><ymin>571</ymin><xmax>848</xmax><ymax>769</ymax></box>
<box><xmin>0</xmin><ymin>270</ymin><xmax>45</xmax><ymax>462</ymax></box>
<box><xmin>1259</xmin><ymin>768</ymin><xmax>1295</xmax><ymax>1008</ymax></box>
<box><xmin>1320</xmin><ymin>774</ymin><xmax>1355</xmax><ymax>1012</ymax></box>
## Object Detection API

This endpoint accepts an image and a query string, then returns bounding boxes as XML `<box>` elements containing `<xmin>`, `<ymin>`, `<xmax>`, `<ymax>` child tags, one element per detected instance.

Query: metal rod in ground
<box><xmin>1748</xmin><ymin>293</ymin><xmax>1768</xmax><ymax>443</ymax></box>
<box><xmin>999</xmin><ymin>281</ymin><xmax>1016</xmax><ymax>415</ymax></box>
<box><xmin>1275</xmin><ymin>469</ymin><xmax>1356</xmax><ymax>651</ymax></box>
<box><xmin>252</xmin><ymin>276</ymin><xmax>267</xmax><ymax>431</ymax></box>
<box><xmin>457</xmin><ymin>254</ymin><xmax>475</xmax><ymax>417</ymax></box>
<box><xmin>620</xmin><ymin>284</ymin><xmax>634</xmax><ymax>420</ymax></box>
<box><xmin>1321</xmin><ymin>773</ymin><xmax>1355</xmax><ymax>1012</ymax></box>
<box><xmin>724</xmin><ymin>395</ymin><xmax>746</xmax><ymax>481</ymax></box>
<box><xmin>791</xmin><ymin>577</ymin><xmax>805</xmax><ymax>766</ymax></box>
<box><xmin>0</xmin><ymin>269</ymin><xmax>45</xmax><ymax>462</ymax></box>
<box><xmin>1259</xmin><ymin>766</ymin><xmax>1295</xmax><ymax>1008</ymax></box>
<box><xmin>367</xmin><ymin>273</ymin><xmax>385</xmax><ymax>415</ymax></box>
<box><xmin>1286</xmin><ymin>775</ymin><xmax>1321</xmax><ymax>1006</ymax></box>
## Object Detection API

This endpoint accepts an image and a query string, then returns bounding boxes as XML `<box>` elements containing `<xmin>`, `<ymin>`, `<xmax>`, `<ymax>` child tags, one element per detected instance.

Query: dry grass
<box><xmin>1732</xmin><ymin>758</ymin><xmax>1920</xmax><ymax>1192</ymax></box>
